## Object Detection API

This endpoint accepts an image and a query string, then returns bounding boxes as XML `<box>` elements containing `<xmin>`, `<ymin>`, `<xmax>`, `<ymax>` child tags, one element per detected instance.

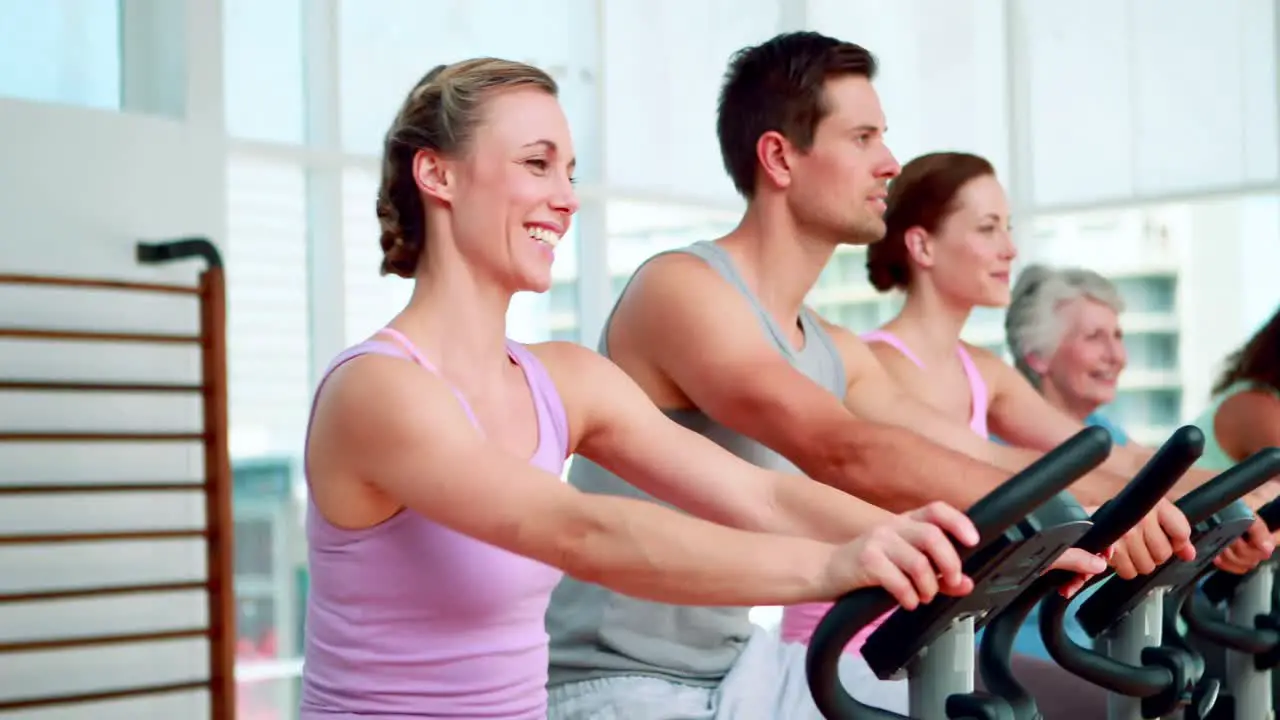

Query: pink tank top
<box><xmin>299</xmin><ymin>329</ymin><xmax>569</xmax><ymax>719</ymax></box>
<box><xmin>780</xmin><ymin>329</ymin><xmax>990</xmax><ymax>654</ymax></box>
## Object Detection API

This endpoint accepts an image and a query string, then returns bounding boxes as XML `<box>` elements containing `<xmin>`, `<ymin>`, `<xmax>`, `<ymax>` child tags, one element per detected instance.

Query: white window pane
<box><xmin>1128</xmin><ymin>0</ymin><xmax>1278</xmax><ymax>195</ymax></box>
<box><xmin>341</xmin><ymin>167</ymin><xmax>414</xmax><ymax>345</ymax></box>
<box><xmin>1021</xmin><ymin>0</ymin><xmax>1136</xmax><ymax>207</ymax></box>
<box><xmin>225</xmin><ymin>156</ymin><xmax>312</xmax><ymax>458</ymax></box>
<box><xmin>1021</xmin><ymin>0</ymin><xmax>1279</xmax><ymax>208</ymax></box>
<box><xmin>808</xmin><ymin>246</ymin><xmax>902</xmax><ymax>335</ymax></box>
<box><xmin>223</xmin><ymin>0</ymin><xmax>306</xmax><ymax>144</ymax></box>
<box><xmin>602</xmin><ymin>0</ymin><xmax>778</xmax><ymax>199</ymax></box>
<box><xmin>0</xmin><ymin>0</ymin><xmax>121</xmax><ymax>110</ymax></box>
<box><xmin>809</xmin><ymin>0</ymin><xmax>1011</xmax><ymax>182</ymax></box>
<box><xmin>337</xmin><ymin>0</ymin><xmax>600</xmax><ymax>170</ymax></box>
<box><xmin>607</xmin><ymin>200</ymin><xmax>743</xmax><ymax>300</ymax></box>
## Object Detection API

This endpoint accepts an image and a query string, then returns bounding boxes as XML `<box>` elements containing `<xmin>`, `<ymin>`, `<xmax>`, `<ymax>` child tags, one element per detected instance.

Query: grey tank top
<box><xmin>545</xmin><ymin>240</ymin><xmax>846</xmax><ymax>688</ymax></box>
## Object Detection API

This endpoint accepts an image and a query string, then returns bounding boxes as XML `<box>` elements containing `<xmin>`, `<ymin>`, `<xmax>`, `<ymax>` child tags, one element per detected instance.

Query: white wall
<box><xmin>0</xmin><ymin>97</ymin><xmax>225</xmax><ymax>719</ymax></box>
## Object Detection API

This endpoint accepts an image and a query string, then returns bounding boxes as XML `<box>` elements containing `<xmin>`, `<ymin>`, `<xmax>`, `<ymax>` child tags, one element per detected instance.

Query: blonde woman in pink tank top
<box><xmin>299</xmin><ymin>59</ymin><xmax>986</xmax><ymax>719</ymax></box>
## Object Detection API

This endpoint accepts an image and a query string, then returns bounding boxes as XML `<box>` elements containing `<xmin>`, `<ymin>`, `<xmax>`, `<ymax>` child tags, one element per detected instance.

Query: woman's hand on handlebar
<box><xmin>1110</xmin><ymin>498</ymin><xmax>1196</xmax><ymax>579</ymax></box>
<box><xmin>1213</xmin><ymin>515</ymin><xmax>1275</xmax><ymax>574</ymax></box>
<box><xmin>1050</xmin><ymin>547</ymin><xmax>1111</xmax><ymax>598</ymax></box>
<box><xmin>824</xmin><ymin>501</ymin><xmax>978</xmax><ymax>611</ymax></box>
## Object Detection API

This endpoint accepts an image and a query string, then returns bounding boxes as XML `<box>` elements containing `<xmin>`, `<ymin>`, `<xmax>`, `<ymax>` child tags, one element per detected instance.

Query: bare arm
<box><xmin>831</xmin><ymin>325</ymin><xmax>1119</xmax><ymax>507</ymax></box>
<box><xmin>534</xmin><ymin>341</ymin><xmax>906</xmax><ymax>544</ymax></box>
<box><xmin>1216</xmin><ymin>390</ymin><xmax>1280</xmax><ymax>463</ymax></box>
<box><xmin>308</xmin><ymin>354</ymin><xmax>842</xmax><ymax>606</ymax></box>
<box><xmin>613</xmin><ymin>253</ymin><xmax>1019</xmax><ymax>513</ymax></box>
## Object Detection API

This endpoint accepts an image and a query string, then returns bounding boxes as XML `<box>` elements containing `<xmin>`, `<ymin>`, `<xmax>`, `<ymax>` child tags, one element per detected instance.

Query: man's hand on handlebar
<box><xmin>1213</xmin><ymin>514</ymin><xmax>1275</xmax><ymax>574</ymax></box>
<box><xmin>825</xmin><ymin>501</ymin><xmax>978</xmax><ymax>611</ymax></box>
<box><xmin>1109</xmin><ymin>498</ymin><xmax>1196</xmax><ymax>579</ymax></box>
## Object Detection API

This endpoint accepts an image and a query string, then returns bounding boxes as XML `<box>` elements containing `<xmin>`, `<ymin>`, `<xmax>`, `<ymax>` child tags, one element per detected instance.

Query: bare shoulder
<box><xmin>629</xmin><ymin>249</ymin><xmax>723</xmax><ymax>290</ymax></box>
<box><xmin>310</xmin><ymin>353</ymin><xmax>456</xmax><ymax>452</ymax></box>
<box><xmin>1218</xmin><ymin>388</ymin><xmax>1280</xmax><ymax>424</ymax></box>
<box><xmin>619</xmin><ymin>250</ymin><xmax>752</xmax><ymax>325</ymax></box>
<box><xmin>525</xmin><ymin>340</ymin><xmax>636</xmax><ymax>449</ymax></box>
<box><xmin>526</xmin><ymin>340</ymin><xmax>617</xmax><ymax>385</ymax></box>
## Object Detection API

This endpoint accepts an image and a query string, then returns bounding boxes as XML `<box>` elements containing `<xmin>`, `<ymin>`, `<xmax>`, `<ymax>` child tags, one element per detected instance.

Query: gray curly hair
<box><xmin>1005</xmin><ymin>264</ymin><xmax>1126</xmax><ymax>387</ymax></box>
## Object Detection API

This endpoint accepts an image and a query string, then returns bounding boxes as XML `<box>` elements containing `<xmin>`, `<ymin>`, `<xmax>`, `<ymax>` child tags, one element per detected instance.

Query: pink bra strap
<box><xmin>861</xmin><ymin>329</ymin><xmax>925</xmax><ymax>369</ymax></box>
<box><xmin>955</xmin><ymin>344</ymin><xmax>991</xmax><ymax>436</ymax></box>
<box><xmin>375</xmin><ymin>327</ymin><xmax>483</xmax><ymax>432</ymax></box>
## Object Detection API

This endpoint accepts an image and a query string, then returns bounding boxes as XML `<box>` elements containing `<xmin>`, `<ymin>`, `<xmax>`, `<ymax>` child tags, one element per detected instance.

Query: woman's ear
<box><xmin>413</xmin><ymin>149</ymin><xmax>454</xmax><ymax>205</ymax></box>
<box><xmin>1024</xmin><ymin>350</ymin><xmax>1051</xmax><ymax>377</ymax></box>
<box><xmin>903</xmin><ymin>226</ymin><xmax>934</xmax><ymax>270</ymax></box>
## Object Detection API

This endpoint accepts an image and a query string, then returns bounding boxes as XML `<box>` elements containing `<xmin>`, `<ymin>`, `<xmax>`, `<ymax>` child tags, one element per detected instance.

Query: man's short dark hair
<box><xmin>716</xmin><ymin>31</ymin><xmax>878</xmax><ymax>197</ymax></box>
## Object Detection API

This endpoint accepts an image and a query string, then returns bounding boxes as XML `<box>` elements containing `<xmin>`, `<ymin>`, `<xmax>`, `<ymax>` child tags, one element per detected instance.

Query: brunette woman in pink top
<box><xmin>298</xmin><ymin>59</ymin><xmax>985</xmax><ymax>719</ymax></box>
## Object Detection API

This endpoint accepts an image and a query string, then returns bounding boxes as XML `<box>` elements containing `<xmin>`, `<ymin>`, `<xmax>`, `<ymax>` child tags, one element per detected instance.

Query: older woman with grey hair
<box><xmin>1004</xmin><ymin>264</ymin><xmax>1132</xmax><ymax>445</ymax></box>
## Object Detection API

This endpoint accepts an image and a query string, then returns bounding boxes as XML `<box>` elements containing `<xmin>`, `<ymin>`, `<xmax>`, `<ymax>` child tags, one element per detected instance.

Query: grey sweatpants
<box><xmin>546</xmin><ymin>626</ymin><xmax>1108</xmax><ymax>719</ymax></box>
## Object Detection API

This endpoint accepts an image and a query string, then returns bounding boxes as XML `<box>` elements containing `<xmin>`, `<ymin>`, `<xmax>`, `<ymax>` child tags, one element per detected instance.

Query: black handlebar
<box><xmin>977</xmin><ymin>425</ymin><xmax>1204</xmax><ymax>715</ymax></box>
<box><xmin>962</xmin><ymin>426</ymin><xmax>1113</xmax><ymax>548</ymax></box>
<box><xmin>806</xmin><ymin>427</ymin><xmax>1113</xmax><ymax>719</ymax></box>
<box><xmin>1178</xmin><ymin>448</ymin><xmax>1280</xmax><ymax>525</ymax></box>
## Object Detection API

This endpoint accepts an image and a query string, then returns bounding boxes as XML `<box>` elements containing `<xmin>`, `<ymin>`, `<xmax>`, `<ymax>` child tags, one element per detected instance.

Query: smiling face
<box><xmin>416</xmin><ymin>87</ymin><xmax>578</xmax><ymax>294</ymax></box>
<box><xmin>906</xmin><ymin>174</ymin><xmax>1016</xmax><ymax>307</ymax></box>
<box><xmin>784</xmin><ymin>75</ymin><xmax>901</xmax><ymax>245</ymax></box>
<box><xmin>1037</xmin><ymin>297</ymin><xmax>1128</xmax><ymax>412</ymax></box>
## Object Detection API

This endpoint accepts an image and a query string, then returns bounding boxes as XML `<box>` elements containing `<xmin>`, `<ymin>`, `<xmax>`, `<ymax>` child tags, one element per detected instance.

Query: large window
<box><xmin>0</xmin><ymin>0</ymin><xmax>122</xmax><ymax>110</ymax></box>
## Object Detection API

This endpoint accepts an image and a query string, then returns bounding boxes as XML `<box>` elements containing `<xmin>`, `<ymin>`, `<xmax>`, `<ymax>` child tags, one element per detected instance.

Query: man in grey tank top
<box><xmin>546</xmin><ymin>31</ymin><xmax>1206</xmax><ymax>719</ymax></box>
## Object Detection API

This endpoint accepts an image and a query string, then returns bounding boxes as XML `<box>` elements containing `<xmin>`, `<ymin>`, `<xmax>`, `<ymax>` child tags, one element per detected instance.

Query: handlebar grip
<box><xmin>1078</xmin><ymin>425</ymin><xmax>1205</xmax><ymax>554</ymax></box>
<box><xmin>966</xmin><ymin>426</ymin><xmax>1113</xmax><ymax>544</ymax></box>
<box><xmin>1178</xmin><ymin>448</ymin><xmax>1280</xmax><ymax>525</ymax></box>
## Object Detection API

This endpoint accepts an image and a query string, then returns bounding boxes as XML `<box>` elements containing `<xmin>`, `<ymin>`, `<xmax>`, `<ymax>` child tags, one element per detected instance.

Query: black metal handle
<box><xmin>1082</xmin><ymin>425</ymin><xmax>1206</xmax><ymax>553</ymax></box>
<box><xmin>1181</xmin><ymin>583</ymin><xmax>1280</xmax><ymax>654</ymax></box>
<box><xmin>807</xmin><ymin>427</ymin><xmax>1113</xmax><ymax>719</ymax></box>
<box><xmin>963</xmin><ymin>426</ymin><xmax>1114</xmax><ymax>547</ymax></box>
<box><xmin>1178</xmin><ymin>448</ymin><xmax>1280</xmax><ymax>525</ymax></box>
<box><xmin>136</xmin><ymin>237</ymin><xmax>223</xmax><ymax>270</ymax></box>
<box><xmin>978</xmin><ymin>425</ymin><xmax>1204</xmax><ymax>713</ymax></box>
